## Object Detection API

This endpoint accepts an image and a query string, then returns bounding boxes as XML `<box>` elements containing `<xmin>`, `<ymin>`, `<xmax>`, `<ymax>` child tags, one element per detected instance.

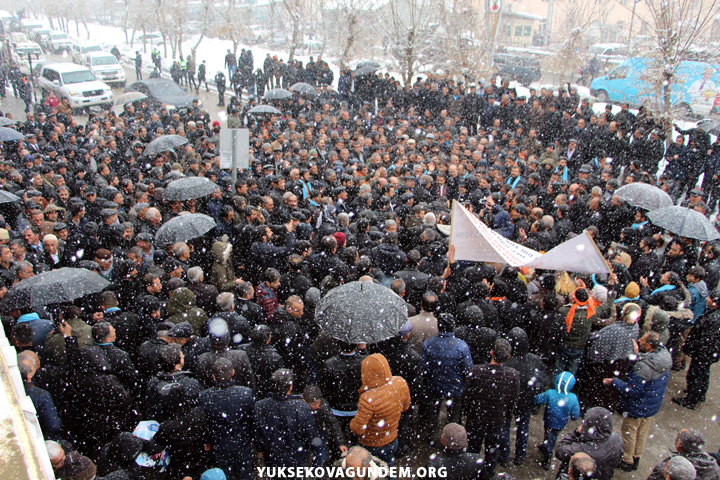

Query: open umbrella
<box><xmin>3</xmin><ymin>268</ymin><xmax>111</xmax><ymax>310</ymax></box>
<box><xmin>248</xmin><ymin>105</ymin><xmax>282</xmax><ymax>115</ymax></box>
<box><xmin>0</xmin><ymin>190</ymin><xmax>20</xmax><ymax>204</ymax></box>
<box><xmin>164</xmin><ymin>176</ymin><xmax>218</xmax><ymax>201</ymax></box>
<box><xmin>0</xmin><ymin>118</ymin><xmax>19</xmax><ymax>127</ymax></box>
<box><xmin>0</xmin><ymin>127</ymin><xmax>25</xmax><ymax>142</ymax></box>
<box><xmin>290</xmin><ymin>82</ymin><xmax>319</xmax><ymax>97</ymax></box>
<box><xmin>355</xmin><ymin>65</ymin><xmax>378</xmax><ymax>77</ymax></box>
<box><xmin>263</xmin><ymin>88</ymin><xmax>293</xmax><ymax>101</ymax></box>
<box><xmin>357</xmin><ymin>61</ymin><xmax>381</xmax><ymax>69</ymax></box>
<box><xmin>314</xmin><ymin>281</ymin><xmax>408</xmax><ymax>344</ymax></box>
<box><xmin>697</xmin><ymin>119</ymin><xmax>720</xmax><ymax>136</ymax></box>
<box><xmin>155</xmin><ymin>213</ymin><xmax>216</xmax><ymax>245</ymax></box>
<box><xmin>143</xmin><ymin>135</ymin><xmax>189</xmax><ymax>156</ymax></box>
<box><xmin>615</xmin><ymin>183</ymin><xmax>674</xmax><ymax>211</ymax></box>
<box><xmin>113</xmin><ymin>91</ymin><xmax>148</xmax><ymax>106</ymax></box>
<box><xmin>647</xmin><ymin>205</ymin><xmax>720</xmax><ymax>241</ymax></box>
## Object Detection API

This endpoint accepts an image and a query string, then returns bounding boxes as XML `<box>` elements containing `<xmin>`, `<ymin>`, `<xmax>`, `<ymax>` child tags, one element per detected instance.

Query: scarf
<box><xmin>565</xmin><ymin>289</ymin><xmax>599</xmax><ymax>333</ymax></box>
<box><xmin>556</xmin><ymin>166</ymin><xmax>568</xmax><ymax>181</ymax></box>
<box><xmin>17</xmin><ymin>312</ymin><xmax>40</xmax><ymax>323</ymax></box>
<box><xmin>507</xmin><ymin>176</ymin><xmax>522</xmax><ymax>189</ymax></box>
<box><xmin>614</xmin><ymin>295</ymin><xmax>639</xmax><ymax>304</ymax></box>
<box><xmin>650</xmin><ymin>284</ymin><xmax>676</xmax><ymax>296</ymax></box>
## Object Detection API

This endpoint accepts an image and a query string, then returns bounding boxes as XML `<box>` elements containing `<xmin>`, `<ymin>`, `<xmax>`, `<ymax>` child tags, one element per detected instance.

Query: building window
<box><xmin>524</xmin><ymin>25</ymin><xmax>531</xmax><ymax>36</ymax></box>
<box><xmin>515</xmin><ymin>25</ymin><xmax>523</xmax><ymax>36</ymax></box>
<box><xmin>504</xmin><ymin>25</ymin><xmax>511</xmax><ymax>36</ymax></box>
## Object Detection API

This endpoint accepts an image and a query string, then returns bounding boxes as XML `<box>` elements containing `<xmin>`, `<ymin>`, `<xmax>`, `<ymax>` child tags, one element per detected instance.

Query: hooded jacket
<box><xmin>350</xmin><ymin>354</ymin><xmax>411</xmax><ymax>448</ymax></box>
<box><xmin>688</xmin><ymin>280</ymin><xmax>709</xmax><ymax>321</ymax></box>
<box><xmin>555</xmin><ymin>407</ymin><xmax>624</xmax><ymax>480</ymax></box>
<box><xmin>642</xmin><ymin>307</ymin><xmax>670</xmax><ymax>346</ymax></box>
<box><xmin>504</xmin><ymin>327</ymin><xmax>548</xmax><ymax>414</ymax></box>
<box><xmin>611</xmin><ymin>345</ymin><xmax>671</xmax><ymax>418</ymax></box>
<box><xmin>210</xmin><ymin>241</ymin><xmax>238</xmax><ymax>292</ymax></box>
<box><xmin>535</xmin><ymin>372</ymin><xmax>580</xmax><ymax>430</ymax></box>
<box><xmin>421</xmin><ymin>332</ymin><xmax>473</xmax><ymax>398</ymax></box>
<box><xmin>166</xmin><ymin>288</ymin><xmax>209</xmax><ymax>335</ymax></box>
<box><xmin>683</xmin><ymin>308</ymin><xmax>720</xmax><ymax>364</ymax></box>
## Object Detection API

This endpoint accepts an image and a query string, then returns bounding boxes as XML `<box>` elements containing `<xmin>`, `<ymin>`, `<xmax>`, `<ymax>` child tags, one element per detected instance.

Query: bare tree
<box><xmin>322</xmin><ymin>0</ymin><xmax>373</xmax><ymax>70</ymax></box>
<box><xmin>437</xmin><ymin>0</ymin><xmax>486</xmax><ymax>82</ymax></box>
<box><xmin>214</xmin><ymin>0</ymin><xmax>252</xmax><ymax>57</ymax></box>
<box><xmin>630</xmin><ymin>0</ymin><xmax>719</xmax><ymax>136</ymax></box>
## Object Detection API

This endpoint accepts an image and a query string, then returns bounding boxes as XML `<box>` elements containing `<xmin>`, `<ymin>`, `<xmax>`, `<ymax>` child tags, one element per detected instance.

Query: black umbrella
<box><xmin>3</xmin><ymin>268</ymin><xmax>111</xmax><ymax>310</ymax></box>
<box><xmin>263</xmin><ymin>88</ymin><xmax>293</xmax><ymax>101</ymax></box>
<box><xmin>0</xmin><ymin>190</ymin><xmax>20</xmax><ymax>204</ymax></box>
<box><xmin>143</xmin><ymin>134</ymin><xmax>189</xmax><ymax>156</ymax></box>
<box><xmin>290</xmin><ymin>82</ymin><xmax>319</xmax><ymax>97</ymax></box>
<box><xmin>615</xmin><ymin>183</ymin><xmax>673</xmax><ymax>211</ymax></box>
<box><xmin>0</xmin><ymin>127</ymin><xmax>25</xmax><ymax>142</ymax></box>
<box><xmin>0</xmin><ymin>118</ymin><xmax>19</xmax><ymax>127</ymax></box>
<box><xmin>164</xmin><ymin>176</ymin><xmax>218</xmax><ymax>201</ymax></box>
<box><xmin>355</xmin><ymin>65</ymin><xmax>378</xmax><ymax>77</ymax></box>
<box><xmin>697</xmin><ymin>119</ymin><xmax>720</xmax><ymax>136</ymax></box>
<box><xmin>647</xmin><ymin>205</ymin><xmax>720</xmax><ymax>241</ymax></box>
<box><xmin>248</xmin><ymin>105</ymin><xmax>282</xmax><ymax>115</ymax></box>
<box><xmin>315</xmin><ymin>281</ymin><xmax>408</xmax><ymax>344</ymax></box>
<box><xmin>155</xmin><ymin>213</ymin><xmax>216</xmax><ymax>245</ymax></box>
<box><xmin>357</xmin><ymin>61</ymin><xmax>381</xmax><ymax>69</ymax></box>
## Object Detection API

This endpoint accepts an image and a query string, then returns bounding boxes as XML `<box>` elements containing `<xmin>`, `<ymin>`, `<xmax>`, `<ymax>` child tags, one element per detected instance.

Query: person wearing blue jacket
<box><xmin>605</xmin><ymin>331</ymin><xmax>672</xmax><ymax>472</ymax></box>
<box><xmin>421</xmin><ymin>313</ymin><xmax>473</xmax><ymax>443</ymax></box>
<box><xmin>535</xmin><ymin>371</ymin><xmax>580</xmax><ymax>470</ymax></box>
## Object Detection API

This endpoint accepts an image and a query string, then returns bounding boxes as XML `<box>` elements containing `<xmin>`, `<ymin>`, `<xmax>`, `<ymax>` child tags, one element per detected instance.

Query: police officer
<box><xmin>215</xmin><ymin>71</ymin><xmax>227</xmax><ymax>107</ymax></box>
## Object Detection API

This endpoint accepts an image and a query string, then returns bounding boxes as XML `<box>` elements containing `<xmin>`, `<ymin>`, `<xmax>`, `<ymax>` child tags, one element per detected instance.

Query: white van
<box><xmin>37</xmin><ymin>63</ymin><xmax>113</xmax><ymax>110</ymax></box>
<box><xmin>82</xmin><ymin>51</ymin><xmax>126</xmax><ymax>87</ymax></box>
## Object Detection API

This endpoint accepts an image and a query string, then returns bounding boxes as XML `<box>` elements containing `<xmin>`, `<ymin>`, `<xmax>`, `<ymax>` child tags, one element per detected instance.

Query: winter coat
<box><xmin>24</xmin><ymin>382</ymin><xmax>62</xmax><ymax>440</ymax></box>
<box><xmin>256</xmin><ymin>282</ymin><xmax>279</xmax><ymax>323</ymax></box>
<box><xmin>688</xmin><ymin>280</ymin><xmax>709</xmax><ymax>321</ymax></box>
<box><xmin>15</xmin><ymin>313</ymin><xmax>53</xmax><ymax>348</ymax></box>
<box><xmin>463</xmin><ymin>362</ymin><xmax>520</xmax><ymax>426</ymax></box>
<box><xmin>309</xmin><ymin>399</ymin><xmax>347</xmax><ymax>452</ymax></box>
<box><xmin>555</xmin><ymin>407</ymin><xmax>623</xmax><ymax>480</ymax></box>
<box><xmin>350</xmin><ymin>354</ymin><xmax>411</xmax><ymax>448</ymax></box>
<box><xmin>210</xmin><ymin>241</ymin><xmax>238</xmax><ymax>292</ymax></box>
<box><xmin>194</xmin><ymin>346</ymin><xmax>255</xmax><ymax>390</ymax></box>
<box><xmin>318</xmin><ymin>351</ymin><xmax>364</xmax><ymax>412</ymax></box>
<box><xmin>426</xmin><ymin>449</ymin><xmax>484</xmax><ymax>480</ymax></box>
<box><xmin>103</xmin><ymin>309</ymin><xmax>141</xmax><ymax>358</ymax></box>
<box><xmin>371</xmin><ymin>243</ymin><xmax>407</xmax><ymax>276</ymax></box>
<box><xmin>408</xmin><ymin>312</ymin><xmax>438</xmax><ymax>353</ymax></box>
<box><xmin>648</xmin><ymin>452</ymin><xmax>720</xmax><ymax>480</ymax></box>
<box><xmin>213</xmin><ymin>311</ymin><xmax>251</xmax><ymax>344</ymax></box>
<box><xmin>153</xmin><ymin>406</ymin><xmax>212</xmax><ymax>479</ymax></box>
<box><xmin>421</xmin><ymin>332</ymin><xmax>473</xmax><ymax>398</ymax></box>
<box><xmin>683</xmin><ymin>308</ymin><xmax>720</xmax><ymax>364</ymax></box>
<box><xmin>236</xmin><ymin>298</ymin><xmax>266</xmax><ymax>328</ymax></box>
<box><xmin>43</xmin><ymin>316</ymin><xmax>93</xmax><ymax>365</ymax></box>
<box><xmin>239</xmin><ymin>341</ymin><xmax>285</xmax><ymax>399</ymax></box>
<box><xmin>187</xmin><ymin>282</ymin><xmax>219</xmax><ymax>315</ymax></box>
<box><xmin>535</xmin><ymin>372</ymin><xmax>580</xmax><ymax>430</ymax></box>
<box><xmin>144</xmin><ymin>371</ymin><xmax>203</xmax><ymax>422</ymax></box>
<box><xmin>254</xmin><ymin>393</ymin><xmax>320</xmax><ymax>467</ymax></box>
<box><xmin>136</xmin><ymin>337</ymin><xmax>168</xmax><ymax>381</ymax></box>
<box><xmin>199</xmin><ymin>381</ymin><xmax>255</xmax><ymax>478</ymax></box>
<box><xmin>166</xmin><ymin>287</ymin><xmax>208</xmax><ymax>336</ymax></box>
<box><xmin>559</xmin><ymin>300</ymin><xmax>608</xmax><ymax>350</ymax></box>
<box><xmin>504</xmin><ymin>327</ymin><xmax>548</xmax><ymax>415</ymax></box>
<box><xmin>611</xmin><ymin>346</ymin><xmax>671</xmax><ymax>418</ymax></box>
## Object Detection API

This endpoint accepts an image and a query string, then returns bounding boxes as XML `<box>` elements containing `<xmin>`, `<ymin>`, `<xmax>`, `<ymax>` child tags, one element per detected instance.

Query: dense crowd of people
<box><xmin>1</xmin><ymin>71</ymin><xmax>720</xmax><ymax>480</ymax></box>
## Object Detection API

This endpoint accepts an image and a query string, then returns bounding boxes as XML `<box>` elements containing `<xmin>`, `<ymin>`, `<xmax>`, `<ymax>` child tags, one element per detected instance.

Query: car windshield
<box><xmin>148</xmin><ymin>81</ymin><xmax>187</xmax><ymax>96</ymax></box>
<box><xmin>92</xmin><ymin>55</ymin><xmax>118</xmax><ymax>66</ymax></box>
<box><xmin>61</xmin><ymin>70</ymin><xmax>97</xmax><ymax>84</ymax></box>
<box><xmin>51</xmin><ymin>33</ymin><xmax>68</xmax><ymax>40</ymax></box>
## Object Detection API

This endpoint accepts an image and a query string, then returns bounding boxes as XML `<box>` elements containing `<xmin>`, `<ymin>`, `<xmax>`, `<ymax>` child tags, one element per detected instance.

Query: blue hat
<box><xmin>201</xmin><ymin>468</ymin><xmax>227</xmax><ymax>480</ymax></box>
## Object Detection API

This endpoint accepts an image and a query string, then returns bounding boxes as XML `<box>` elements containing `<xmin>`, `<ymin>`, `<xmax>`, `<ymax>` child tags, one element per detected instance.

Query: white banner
<box><xmin>449</xmin><ymin>201</ymin><xmax>610</xmax><ymax>274</ymax></box>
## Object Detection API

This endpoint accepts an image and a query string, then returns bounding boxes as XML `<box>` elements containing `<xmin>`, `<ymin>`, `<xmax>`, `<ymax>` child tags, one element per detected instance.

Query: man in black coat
<box><xmin>99</xmin><ymin>291</ymin><xmax>140</xmax><ymax>359</ymax></box>
<box><xmin>194</xmin><ymin>318</ymin><xmax>255</xmax><ymax>390</ymax></box>
<box><xmin>462</xmin><ymin>338</ymin><xmax>519</xmax><ymax>480</ymax></box>
<box><xmin>144</xmin><ymin>343</ymin><xmax>203</xmax><ymax>422</ymax></box>
<box><xmin>239</xmin><ymin>325</ymin><xmax>284</xmax><ymax>399</ymax></box>
<box><xmin>235</xmin><ymin>282</ymin><xmax>265</xmax><ymax>328</ymax></box>
<box><xmin>200</xmin><ymin>358</ymin><xmax>255</xmax><ymax>480</ymax></box>
<box><xmin>426</xmin><ymin>423</ymin><xmax>484</xmax><ymax>480</ymax></box>
<box><xmin>318</xmin><ymin>340</ymin><xmax>364</xmax><ymax>431</ymax></box>
<box><xmin>254</xmin><ymin>369</ymin><xmax>320</xmax><ymax>467</ymax></box>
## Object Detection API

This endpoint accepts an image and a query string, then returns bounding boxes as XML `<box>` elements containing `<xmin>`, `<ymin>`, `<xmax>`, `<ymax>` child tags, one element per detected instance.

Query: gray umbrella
<box><xmin>2</xmin><ymin>268</ymin><xmax>110</xmax><ymax>310</ymax></box>
<box><xmin>647</xmin><ymin>205</ymin><xmax>720</xmax><ymax>241</ymax></box>
<box><xmin>0</xmin><ymin>190</ymin><xmax>20</xmax><ymax>204</ymax></box>
<box><xmin>263</xmin><ymin>88</ymin><xmax>293</xmax><ymax>101</ymax></box>
<box><xmin>697</xmin><ymin>119</ymin><xmax>720</xmax><ymax>136</ymax></box>
<box><xmin>155</xmin><ymin>213</ymin><xmax>216</xmax><ymax>245</ymax></box>
<box><xmin>315</xmin><ymin>281</ymin><xmax>408</xmax><ymax>344</ymax></box>
<box><xmin>615</xmin><ymin>183</ymin><xmax>674</xmax><ymax>211</ymax></box>
<box><xmin>164</xmin><ymin>176</ymin><xmax>218</xmax><ymax>201</ymax></box>
<box><xmin>357</xmin><ymin>61</ymin><xmax>381</xmax><ymax>69</ymax></box>
<box><xmin>0</xmin><ymin>127</ymin><xmax>25</xmax><ymax>142</ymax></box>
<box><xmin>0</xmin><ymin>117</ymin><xmax>19</xmax><ymax>127</ymax></box>
<box><xmin>355</xmin><ymin>65</ymin><xmax>378</xmax><ymax>77</ymax></box>
<box><xmin>290</xmin><ymin>82</ymin><xmax>319</xmax><ymax>97</ymax></box>
<box><xmin>248</xmin><ymin>105</ymin><xmax>282</xmax><ymax>115</ymax></box>
<box><xmin>143</xmin><ymin>134</ymin><xmax>189</xmax><ymax>156</ymax></box>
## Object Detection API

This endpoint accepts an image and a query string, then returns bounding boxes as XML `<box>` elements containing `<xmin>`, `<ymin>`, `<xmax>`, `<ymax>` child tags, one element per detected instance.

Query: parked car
<box><xmin>12</xmin><ymin>42</ymin><xmax>48</xmax><ymax>75</ymax></box>
<box><xmin>47</xmin><ymin>30</ymin><xmax>72</xmax><ymax>52</ymax></box>
<box><xmin>126</xmin><ymin>79</ymin><xmax>198</xmax><ymax>110</ymax></box>
<box><xmin>591</xmin><ymin>57</ymin><xmax>720</xmax><ymax>118</ymax></box>
<box><xmin>494</xmin><ymin>53</ymin><xmax>541</xmax><ymax>85</ymax></box>
<box><xmin>82</xmin><ymin>51</ymin><xmax>126</xmax><ymax>87</ymax></box>
<box><xmin>31</xmin><ymin>28</ymin><xmax>51</xmax><ymax>47</ymax></box>
<box><xmin>70</xmin><ymin>43</ymin><xmax>103</xmax><ymax>64</ymax></box>
<box><xmin>37</xmin><ymin>63</ymin><xmax>113</xmax><ymax>111</ymax></box>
